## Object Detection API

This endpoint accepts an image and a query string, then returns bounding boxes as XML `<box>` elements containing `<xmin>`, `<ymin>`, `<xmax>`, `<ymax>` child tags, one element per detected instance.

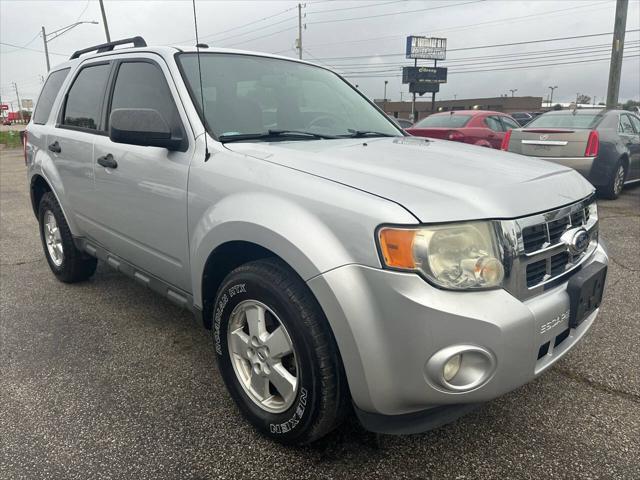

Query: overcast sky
<box><xmin>1</xmin><ymin>0</ymin><xmax>639</xmax><ymax>109</ymax></box>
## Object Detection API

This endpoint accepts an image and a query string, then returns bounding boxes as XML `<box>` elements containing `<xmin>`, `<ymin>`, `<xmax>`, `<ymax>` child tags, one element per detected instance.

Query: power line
<box><xmin>306</xmin><ymin>0</ymin><xmax>485</xmax><ymax>25</ymax></box>
<box><xmin>306</xmin><ymin>0</ymin><xmax>404</xmax><ymax>15</ymax></box>
<box><xmin>340</xmin><ymin>54</ymin><xmax>640</xmax><ymax>78</ymax></box>
<box><xmin>220</xmin><ymin>25</ymin><xmax>298</xmax><ymax>48</ymax></box>
<box><xmin>309</xmin><ymin>29</ymin><xmax>640</xmax><ymax>61</ymax></box>
<box><xmin>0</xmin><ymin>41</ymin><xmax>68</xmax><ymax>57</ymax></box>
<box><xmin>297</xmin><ymin>0</ymin><xmax>610</xmax><ymax>51</ymax></box>
<box><xmin>170</xmin><ymin>5</ymin><xmax>297</xmax><ymax>45</ymax></box>
<box><xmin>335</xmin><ymin>41</ymin><xmax>640</xmax><ymax>73</ymax></box>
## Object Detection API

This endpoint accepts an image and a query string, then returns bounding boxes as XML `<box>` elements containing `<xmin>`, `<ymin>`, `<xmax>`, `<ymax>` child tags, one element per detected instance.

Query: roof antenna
<box><xmin>192</xmin><ymin>0</ymin><xmax>210</xmax><ymax>161</ymax></box>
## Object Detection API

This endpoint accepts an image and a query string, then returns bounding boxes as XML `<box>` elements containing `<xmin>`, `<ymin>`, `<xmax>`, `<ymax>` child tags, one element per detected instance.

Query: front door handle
<box><xmin>97</xmin><ymin>153</ymin><xmax>117</xmax><ymax>169</ymax></box>
<box><xmin>48</xmin><ymin>141</ymin><xmax>61</xmax><ymax>153</ymax></box>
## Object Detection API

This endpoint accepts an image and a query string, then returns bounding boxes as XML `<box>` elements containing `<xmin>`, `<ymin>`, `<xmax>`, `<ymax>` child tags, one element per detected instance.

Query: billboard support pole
<box><xmin>431</xmin><ymin>59</ymin><xmax>437</xmax><ymax>113</ymax></box>
<box><xmin>411</xmin><ymin>59</ymin><xmax>416</xmax><ymax>122</ymax></box>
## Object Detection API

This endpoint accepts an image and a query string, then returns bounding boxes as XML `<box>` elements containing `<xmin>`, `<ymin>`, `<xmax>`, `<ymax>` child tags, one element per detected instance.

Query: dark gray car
<box><xmin>503</xmin><ymin>109</ymin><xmax>640</xmax><ymax>199</ymax></box>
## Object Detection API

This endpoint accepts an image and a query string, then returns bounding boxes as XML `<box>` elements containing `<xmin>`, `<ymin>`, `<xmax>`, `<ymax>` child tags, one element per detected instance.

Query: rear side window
<box><xmin>33</xmin><ymin>68</ymin><xmax>70</xmax><ymax>125</ymax></box>
<box><xmin>501</xmin><ymin>116</ymin><xmax>520</xmax><ymax>130</ymax></box>
<box><xmin>108</xmin><ymin>61</ymin><xmax>181</xmax><ymax>132</ymax></box>
<box><xmin>618</xmin><ymin>114</ymin><xmax>635</xmax><ymax>134</ymax></box>
<box><xmin>414</xmin><ymin>114</ymin><xmax>471</xmax><ymax>128</ymax></box>
<box><xmin>484</xmin><ymin>116</ymin><xmax>503</xmax><ymax>131</ymax></box>
<box><xmin>63</xmin><ymin>63</ymin><xmax>111</xmax><ymax>130</ymax></box>
<box><xmin>628</xmin><ymin>115</ymin><xmax>640</xmax><ymax>134</ymax></box>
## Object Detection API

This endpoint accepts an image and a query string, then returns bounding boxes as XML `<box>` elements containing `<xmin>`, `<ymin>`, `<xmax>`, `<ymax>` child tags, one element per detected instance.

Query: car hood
<box><xmin>224</xmin><ymin>136</ymin><xmax>594</xmax><ymax>223</ymax></box>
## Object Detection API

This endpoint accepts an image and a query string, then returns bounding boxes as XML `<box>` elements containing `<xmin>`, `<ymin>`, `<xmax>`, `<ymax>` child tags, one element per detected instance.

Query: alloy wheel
<box><xmin>614</xmin><ymin>165</ymin><xmax>625</xmax><ymax>195</ymax></box>
<box><xmin>227</xmin><ymin>300</ymin><xmax>299</xmax><ymax>413</ymax></box>
<box><xmin>44</xmin><ymin>210</ymin><xmax>64</xmax><ymax>267</ymax></box>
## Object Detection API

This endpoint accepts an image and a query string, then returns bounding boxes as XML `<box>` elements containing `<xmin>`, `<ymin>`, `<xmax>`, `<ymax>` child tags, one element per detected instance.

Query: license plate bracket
<box><xmin>567</xmin><ymin>261</ymin><xmax>607</xmax><ymax>328</ymax></box>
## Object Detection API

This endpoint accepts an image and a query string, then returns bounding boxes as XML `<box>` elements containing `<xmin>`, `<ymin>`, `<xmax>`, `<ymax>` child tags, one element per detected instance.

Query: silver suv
<box><xmin>26</xmin><ymin>37</ymin><xmax>609</xmax><ymax>445</ymax></box>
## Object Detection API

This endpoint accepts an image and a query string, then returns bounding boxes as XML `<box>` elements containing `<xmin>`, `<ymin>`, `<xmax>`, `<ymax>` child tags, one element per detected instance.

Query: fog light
<box><xmin>443</xmin><ymin>354</ymin><xmax>461</xmax><ymax>381</ymax></box>
<box><xmin>425</xmin><ymin>345</ymin><xmax>496</xmax><ymax>392</ymax></box>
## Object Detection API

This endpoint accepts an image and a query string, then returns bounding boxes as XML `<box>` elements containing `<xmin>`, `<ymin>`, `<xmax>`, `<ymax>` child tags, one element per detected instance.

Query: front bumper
<box><xmin>307</xmin><ymin>243</ymin><xmax>608</xmax><ymax>424</ymax></box>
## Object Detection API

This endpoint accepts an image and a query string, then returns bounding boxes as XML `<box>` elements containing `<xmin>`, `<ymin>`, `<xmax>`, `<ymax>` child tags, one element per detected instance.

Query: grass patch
<box><xmin>0</xmin><ymin>131</ymin><xmax>24</xmax><ymax>148</ymax></box>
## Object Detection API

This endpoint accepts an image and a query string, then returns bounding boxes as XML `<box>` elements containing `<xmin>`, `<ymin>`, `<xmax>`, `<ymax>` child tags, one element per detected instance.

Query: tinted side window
<box><xmin>63</xmin><ymin>63</ymin><xmax>111</xmax><ymax>130</ymax></box>
<box><xmin>33</xmin><ymin>68</ymin><xmax>70</xmax><ymax>125</ymax></box>
<box><xmin>109</xmin><ymin>61</ymin><xmax>181</xmax><ymax>133</ymax></box>
<box><xmin>501</xmin><ymin>116</ymin><xmax>520</xmax><ymax>130</ymax></box>
<box><xmin>619</xmin><ymin>114</ymin><xmax>635</xmax><ymax>134</ymax></box>
<box><xmin>485</xmin><ymin>116</ymin><xmax>503</xmax><ymax>131</ymax></box>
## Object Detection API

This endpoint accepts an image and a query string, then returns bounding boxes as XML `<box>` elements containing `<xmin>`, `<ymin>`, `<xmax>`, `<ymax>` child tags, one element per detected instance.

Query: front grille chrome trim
<box><xmin>497</xmin><ymin>195</ymin><xmax>598</xmax><ymax>300</ymax></box>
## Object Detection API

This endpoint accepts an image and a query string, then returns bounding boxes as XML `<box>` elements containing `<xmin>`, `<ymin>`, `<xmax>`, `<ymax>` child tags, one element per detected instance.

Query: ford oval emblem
<box><xmin>571</xmin><ymin>229</ymin><xmax>589</xmax><ymax>254</ymax></box>
<box><xmin>560</xmin><ymin>227</ymin><xmax>590</xmax><ymax>255</ymax></box>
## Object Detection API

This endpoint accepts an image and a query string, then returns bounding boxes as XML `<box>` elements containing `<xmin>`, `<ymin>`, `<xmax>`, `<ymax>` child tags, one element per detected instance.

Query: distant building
<box><xmin>376</xmin><ymin>96</ymin><xmax>543</xmax><ymax>122</ymax></box>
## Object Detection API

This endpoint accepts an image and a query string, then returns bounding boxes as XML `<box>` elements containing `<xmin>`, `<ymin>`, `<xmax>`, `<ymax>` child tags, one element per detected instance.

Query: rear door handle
<box><xmin>97</xmin><ymin>153</ymin><xmax>117</xmax><ymax>169</ymax></box>
<box><xmin>48</xmin><ymin>141</ymin><xmax>61</xmax><ymax>153</ymax></box>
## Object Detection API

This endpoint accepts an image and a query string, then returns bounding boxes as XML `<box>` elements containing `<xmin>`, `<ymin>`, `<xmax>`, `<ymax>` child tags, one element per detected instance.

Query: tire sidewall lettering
<box><xmin>213</xmin><ymin>282</ymin><xmax>246</xmax><ymax>355</ymax></box>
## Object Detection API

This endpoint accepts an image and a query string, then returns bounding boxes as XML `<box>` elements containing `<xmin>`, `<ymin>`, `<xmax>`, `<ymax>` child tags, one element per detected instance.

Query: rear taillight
<box><xmin>448</xmin><ymin>130</ymin><xmax>465</xmax><ymax>141</ymax></box>
<box><xmin>23</xmin><ymin>130</ymin><xmax>28</xmax><ymax>165</ymax></box>
<box><xmin>585</xmin><ymin>130</ymin><xmax>599</xmax><ymax>157</ymax></box>
<box><xmin>501</xmin><ymin>129</ymin><xmax>512</xmax><ymax>150</ymax></box>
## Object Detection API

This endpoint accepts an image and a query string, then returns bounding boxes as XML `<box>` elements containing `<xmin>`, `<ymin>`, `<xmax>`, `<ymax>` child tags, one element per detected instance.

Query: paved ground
<box><xmin>1</xmin><ymin>148</ymin><xmax>639</xmax><ymax>480</ymax></box>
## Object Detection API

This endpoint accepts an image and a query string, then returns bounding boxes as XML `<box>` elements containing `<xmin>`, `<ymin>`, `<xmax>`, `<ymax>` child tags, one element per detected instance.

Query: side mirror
<box><xmin>109</xmin><ymin>108</ymin><xmax>183</xmax><ymax>150</ymax></box>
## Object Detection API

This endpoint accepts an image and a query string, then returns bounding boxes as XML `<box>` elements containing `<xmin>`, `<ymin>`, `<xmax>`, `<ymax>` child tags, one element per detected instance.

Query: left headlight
<box><xmin>377</xmin><ymin>221</ymin><xmax>504</xmax><ymax>290</ymax></box>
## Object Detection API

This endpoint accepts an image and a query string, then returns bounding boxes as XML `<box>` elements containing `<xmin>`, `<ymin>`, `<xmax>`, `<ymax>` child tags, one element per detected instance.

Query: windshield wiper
<box><xmin>341</xmin><ymin>129</ymin><xmax>398</xmax><ymax>138</ymax></box>
<box><xmin>219</xmin><ymin>129</ymin><xmax>338</xmax><ymax>143</ymax></box>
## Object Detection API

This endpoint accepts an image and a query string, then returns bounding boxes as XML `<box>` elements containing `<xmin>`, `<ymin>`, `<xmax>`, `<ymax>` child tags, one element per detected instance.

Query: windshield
<box><xmin>526</xmin><ymin>113</ymin><xmax>602</xmax><ymax>129</ymax></box>
<box><xmin>177</xmin><ymin>53</ymin><xmax>402</xmax><ymax>140</ymax></box>
<box><xmin>414</xmin><ymin>114</ymin><xmax>471</xmax><ymax>128</ymax></box>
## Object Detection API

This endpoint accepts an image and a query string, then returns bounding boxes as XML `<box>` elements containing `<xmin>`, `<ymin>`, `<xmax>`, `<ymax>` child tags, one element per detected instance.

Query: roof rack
<box><xmin>69</xmin><ymin>36</ymin><xmax>147</xmax><ymax>60</ymax></box>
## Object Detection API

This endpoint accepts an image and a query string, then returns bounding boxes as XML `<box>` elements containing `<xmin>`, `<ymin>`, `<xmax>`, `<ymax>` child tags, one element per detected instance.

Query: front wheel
<box><xmin>212</xmin><ymin>258</ymin><xmax>348</xmax><ymax>445</ymax></box>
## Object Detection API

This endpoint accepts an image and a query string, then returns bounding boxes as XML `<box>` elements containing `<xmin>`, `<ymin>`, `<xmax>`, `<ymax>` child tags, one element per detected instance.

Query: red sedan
<box><xmin>406</xmin><ymin>110</ymin><xmax>521</xmax><ymax>149</ymax></box>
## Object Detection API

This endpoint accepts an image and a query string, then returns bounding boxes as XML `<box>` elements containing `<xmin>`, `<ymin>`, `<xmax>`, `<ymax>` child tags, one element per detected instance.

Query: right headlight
<box><xmin>377</xmin><ymin>221</ymin><xmax>504</xmax><ymax>290</ymax></box>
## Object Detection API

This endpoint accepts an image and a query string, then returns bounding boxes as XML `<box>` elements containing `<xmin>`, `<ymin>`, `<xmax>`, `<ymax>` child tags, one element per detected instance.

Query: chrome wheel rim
<box><xmin>614</xmin><ymin>165</ymin><xmax>625</xmax><ymax>195</ymax></box>
<box><xmin>227</xmin><ymin>300</ymin><xmax>299</xmax><ymax>413</ymax></box>
<box><xmin>44</xmin><ymin>211</ymin><xmax>64</xmax><ymax>267</ymax></box>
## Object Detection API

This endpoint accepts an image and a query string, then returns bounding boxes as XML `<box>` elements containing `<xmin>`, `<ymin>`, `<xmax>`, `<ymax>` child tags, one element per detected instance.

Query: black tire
<box><xmin>212</xmin><ymin>258</ymin><xmax>348</xmax><ymax>445</ymax></box>
<box><xmin>38</xmin><ymin>192</ymin><xmax>97</xmax><ymax>283</ymax></box>
<box><xmin>598</xmin><ymin>160</ymin><xmax>627</xmax><ymax>200</ymax></box>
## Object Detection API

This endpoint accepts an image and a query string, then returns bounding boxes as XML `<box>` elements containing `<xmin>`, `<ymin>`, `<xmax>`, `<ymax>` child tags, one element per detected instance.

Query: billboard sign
<box><xmin>406</xmin><ymin>36</ymin><xmax>447</xmax><ymax>60</ymax></box>
<box><xmin>21</xmin><ymin>99</ymin><xmax>33</xmax><ymax>109</ymax></box>
<box><xmin>0</xmin><ymin>104</ymin><xmax>9</xmax><ymax>111</ymax></box>
<box><xmin>409</xmin><ymin>83</ymin><xmax>440</xmax><ymax>95</ymax></box>
<box><xmin>402</xmin><ymin>66</ymin><xmax>447</xmax><ymax>84</ymax></box>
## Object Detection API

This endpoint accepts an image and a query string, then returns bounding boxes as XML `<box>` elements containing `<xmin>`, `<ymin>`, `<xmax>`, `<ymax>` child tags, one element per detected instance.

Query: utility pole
<box><xmin>11</xmin><ymin>82</ymin><xmax>24</xmax><ymax>124</ymax></box>
<box><xmin>548</xmin><ymin>85</ymin><xmax>558</xmax><ymax>107</ymax></box>
<box><xmin>99</xmin><ymin>0</ymin><xmax>111</xmax><ymax>42</ymax></box>
<box><xmin>383</xmin><ymin>80</ymin><xmax>388</xmax><ymax>111</ymax></box>
<box><xmin>400</xmin><ymin>91</ymin><xmax>403</xmax><ymax>102</ymax></box>
<box><xmin>431</xmin><ymin>59</ymin><xmax>437</xmax><ymax>113</ymax></box>
<box><xmin>509</xmin><ymin>88</ymin><xmax>518</xmax><ymax>97</ymax></box>
<box><xmin>411</xmin><ymin>58</ymin><xmax>417</xmax><ymax>122</ymax></box>
<box><xmin>41</xmin><ymin>26</ymin><xmax>51</xmax><ymax>71</ymax></box>
<box><xmin>606</xmin><ymin>0</ymin><xmax>628</xmax><ymax>109</ymax></box>
<box><xmin>297</xmin><ymin>3</ymin><xmax>303</xmax><ymax>60</ymax></box>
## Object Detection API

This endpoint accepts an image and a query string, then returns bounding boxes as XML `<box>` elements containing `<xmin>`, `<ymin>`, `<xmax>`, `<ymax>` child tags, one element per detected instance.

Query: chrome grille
<box><xmin>499</xmin><ymin>196</ymin><xmax>598</xmax><ymax>300</ymax></box>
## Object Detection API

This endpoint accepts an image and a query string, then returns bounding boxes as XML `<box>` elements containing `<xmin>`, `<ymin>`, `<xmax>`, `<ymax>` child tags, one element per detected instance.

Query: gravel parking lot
<box><xmin>1</xmin><ymin>148</ymin><xmax>639</xmax><ymax>480</ymax></box>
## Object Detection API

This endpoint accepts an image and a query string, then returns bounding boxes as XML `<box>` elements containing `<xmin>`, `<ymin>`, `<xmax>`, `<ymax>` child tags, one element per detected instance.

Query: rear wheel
<box><xmin>212</xmin><ymin>258</ymin><xmax>348</xmax><ymax>445</ymax></box>
<box><xmin>599</xmin><ymin>160</ymin><xmax>626</xmax><ymax>200</ymax></box>
<box><xmin>38</xmin><ymin>192</ymin><xmax>97</xmax><ymax>282</ymax></box>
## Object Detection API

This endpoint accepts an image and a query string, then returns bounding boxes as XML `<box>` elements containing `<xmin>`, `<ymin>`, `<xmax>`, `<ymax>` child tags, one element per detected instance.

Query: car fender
<box><xmin>190</xmin><ymin>191</ymin><xmax>355</xmax><ymax>308</ymax></box>
<box><xmin>29</xmin><ymin>142</ymin><xmax>79</xmax><ymax>234</ymax></box>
